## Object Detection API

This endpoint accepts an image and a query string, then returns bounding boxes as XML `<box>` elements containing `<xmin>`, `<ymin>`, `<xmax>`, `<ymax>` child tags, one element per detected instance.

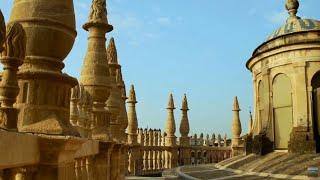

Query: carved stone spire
<box><xmin>286</xmin><ymin>0</ymin><xmax>300</xmax><ymax>20</ymax></box>
<box><xmin>80</xmin><ymin>0</ymin><xmax>113</xmax><ymax>140</ymax></box>
<box><xmin>107</xmin><ymin>37</ymin><xmax>119</xmax><ymax>68</ymax></box>
<box><xmin>127</xmin><ymin>85</ymin><xmax>138</xmax><ymax>144</ymax></box>
<box><xmin>179</xmin><ymin>94</ymin><xmax>190</xmax><ymax>146</ymax></box>
<box><xmin>165</xmin><ymin>94</ymin><xmax>176</xmax><ymax>146</ymax></box>
<box><xmin>232</xmin><ymin>96</ymin><xmax>242</xmax><ymax>155</ymax></box>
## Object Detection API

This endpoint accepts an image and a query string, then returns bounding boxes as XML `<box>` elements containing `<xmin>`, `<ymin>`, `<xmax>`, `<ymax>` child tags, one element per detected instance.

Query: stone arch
<box><xmin>272</xmin><ymin>73</ymin><xmax>293</xmax><ymax>149</ymax></box>
<box><xmin>311</xmin><ymin>71</ymin><xmax>320</xmax><ymax>152</ymax></box>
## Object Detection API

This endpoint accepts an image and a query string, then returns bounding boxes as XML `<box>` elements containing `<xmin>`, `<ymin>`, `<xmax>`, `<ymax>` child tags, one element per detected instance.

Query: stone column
<box><xmin>35</xmin><ymin>137</ymin><xmax>83</xmax><ymax>180</ymax></box>
<box><xmin>127</xmin><ymin>85</ymin><xmax>138</xmax><ymax>144</ymax></box>
<box><xmin>179</xmin><ymin>94</ymin><xmax>191</xmax><ymax>165</ymax></box>
<box><xmin>164</xmin><ymin>94</ymin><xmax>178</xmax><ymax>169</ymax></box>
<box><xmin>0</xmin><ymin>22</ymin><xmax>26</xmax><ymax>130</ymax></box>
<box><xmin>231</xmin><ymin>96</ymin><xmax>244</xmax><ymax>156</ymax></box>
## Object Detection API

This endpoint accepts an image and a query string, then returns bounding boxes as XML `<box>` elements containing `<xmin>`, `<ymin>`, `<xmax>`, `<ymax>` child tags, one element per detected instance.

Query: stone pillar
<box><xmin>35</xmin><ymin>137</ymin><xmax>83</xmax><ymax>180</ymax></box>
<box><xmin>127</xmin><ymin>85</ymin><xmax>138</xmax><ymax>144</ymax></box>
<box><xmin>93</xmin><ymin>142</ymin><xmax>114</xmax><ymax>180</ymax></box>
<box><xmin>179</xmin><ymin>94</ymin><xmax>191</xmax><ymax>165</ymax></box>
<box><xmin>0</xmin><ymin>22</ymin><xmax>26</xmax><ymax>130</ymax></box>
<box><xmin>164</xmin><ymin>94</ymin><xmax>178</xmax><ymax>169</ymax></box>
<box><xmin>80</xmin><ymin>0</ymin><xmax>113</xmax><ymax>140</ymax></box>
<box><xmin>110</xmin><ymin>144</ymin><xmax>121</xmax><ymax>180</ymax></box>
<box><xmin>231</xmin><ymin>96</ymin><xmax>244</xmax><ymax>156</ymax></box>
<box><xmin>288</xmin><ymin>62</ymin><xmax>316</xmax><ymax>153</ymax></box>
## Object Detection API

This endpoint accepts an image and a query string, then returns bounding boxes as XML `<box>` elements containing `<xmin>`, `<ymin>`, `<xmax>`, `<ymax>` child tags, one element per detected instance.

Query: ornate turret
<box><xmin>165</xmin><ymin>94</ymin><xmax>176</xmax><ymax>146</ymax></box>
<box><xmin>80</xmin><ymin>0</ymin><xmax>113</xmax><ymax>140</ymax></box>
<box><xmin>127</xmin><ymin>85</ymin><xmax>138</xmax><ymax>145</ymax></box>
<box><xmin>179</xmin><ymin>94</ymin><xmax>190</xmax><ymax>146</ymax></box>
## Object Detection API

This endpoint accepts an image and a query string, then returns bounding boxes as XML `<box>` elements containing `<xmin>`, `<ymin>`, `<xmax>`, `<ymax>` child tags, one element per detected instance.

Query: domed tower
<box><xmin>247</xmin><ymin>0</ymin><xmax>320</xmax><ymax>153</ymax></box>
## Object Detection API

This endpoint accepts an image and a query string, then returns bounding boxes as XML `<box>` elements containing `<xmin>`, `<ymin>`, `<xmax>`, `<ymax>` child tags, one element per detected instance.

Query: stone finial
<box><xmin>181</xmin><ymin>94</ymin><xmax>189</xmax><ymax>110</ymax></box>
<box><xmin>107</xmin><ymin>37</ymin><xmax>118</xmax><ymax>65</ymax></box>
<box><xmin>167</xmin><ymin>93</ymin><xmax>175</xmax><ymax>110</ymax></box>
<box><xmin>88</xmin><ymin>0</ymin><xmax>108</xmax><ymax>23</ymax></box>
<box><xmin>2</xmin><ymin>22</ymin><xmax>26</xmax><ymax>59</ymax></box>
<box><xmin>128</xmin><ymin>85</ymin><xmax>137</xmax><ymax>103</ymax></box>
<box><xmin>233</xmin><ymin>96</ymin><xmax>240</xmax><ymax>111</ymax></box>
<box><xmin>179</xmin><ymin>94</ymin><xmax>190</xmax><ymax>137</ymax></box>
<box><xmin>286</xmin><ymin>0</ymin><xmax>300</xmax><ymax>19</ymax></box>
<box><xmin>0</xmin><ymin>10</ymin><xmax>5</xmax><ymax>53</ymax></box>
<box><xmin>232</xmin><ymin>96</ymin><xmax>242</xmax><ymax>139</ymax></box>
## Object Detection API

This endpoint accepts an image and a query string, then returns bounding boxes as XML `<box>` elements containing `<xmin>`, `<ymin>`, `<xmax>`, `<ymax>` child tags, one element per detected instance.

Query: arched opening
<box><xmin>311</xmin><ymin>71</ymin><xmax>320</xmax><ymax>152</ymax></box>
<box><xmin>272</xmin><ymin>74</ymin><xmax>293</xmax><ymax>149</ymax></box>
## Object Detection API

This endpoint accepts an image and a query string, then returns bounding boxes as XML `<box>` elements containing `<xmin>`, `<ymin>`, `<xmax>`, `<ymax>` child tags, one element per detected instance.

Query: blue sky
<box><xmin>1</xmin><ymin>0</ymin><xmax>319</xmax><ymax>137</ymax></box>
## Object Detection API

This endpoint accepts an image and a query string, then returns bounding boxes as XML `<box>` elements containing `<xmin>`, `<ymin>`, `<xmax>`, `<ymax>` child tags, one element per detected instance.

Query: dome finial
<box><xmin>286</xmin><ymin>0</ymin><xmax>300</xmax><ymax>20</ymax></box>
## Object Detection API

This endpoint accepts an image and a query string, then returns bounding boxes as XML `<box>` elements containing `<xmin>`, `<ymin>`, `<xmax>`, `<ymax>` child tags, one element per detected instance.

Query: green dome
<box><xmin>267</xmin><ymin>18</ymin><xmax>320</xmax><ymax>41</ymax></box>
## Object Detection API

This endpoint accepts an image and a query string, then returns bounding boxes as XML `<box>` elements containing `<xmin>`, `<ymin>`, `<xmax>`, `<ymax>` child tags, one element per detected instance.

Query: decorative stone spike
<box><xmin>0</xmin><ymin>22</ymin><xmax>26</xmax><ymax>130</ymax></box>
<box><xmin>80</xmin><ymin>0</ymin><xmax>113</xmax><ymax>140</ymax></box>
<box><xmin>127</xmin><ymin>85</ymin><xmax>138</xmax><ymax>145</ymax></box>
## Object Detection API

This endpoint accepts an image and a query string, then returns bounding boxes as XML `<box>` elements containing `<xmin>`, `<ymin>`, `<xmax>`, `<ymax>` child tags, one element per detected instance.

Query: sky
<box><xmin>0</xmin><ymin>0</ymin><xmax>319</xmax><ymax>137</ymax></box>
